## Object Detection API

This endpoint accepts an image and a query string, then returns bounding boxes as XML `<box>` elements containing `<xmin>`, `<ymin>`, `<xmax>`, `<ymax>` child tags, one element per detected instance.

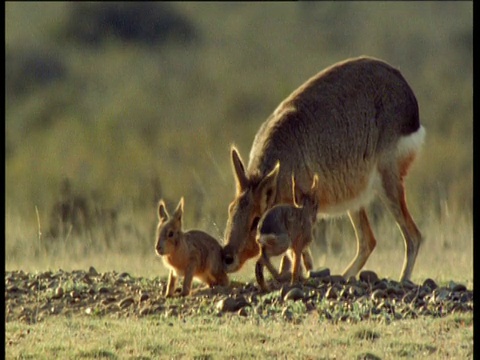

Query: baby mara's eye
<box><xmin>167</xmin><ymin>230</ymin><xmax>174</xmax><ymax>238</ymax></box>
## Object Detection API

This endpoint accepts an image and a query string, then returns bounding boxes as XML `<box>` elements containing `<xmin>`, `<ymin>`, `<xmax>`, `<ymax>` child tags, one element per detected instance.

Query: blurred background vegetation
<box><xmin>5</xmin><ymin>2</ymin><xmax>472</xmax><ymax>278</ymax></box>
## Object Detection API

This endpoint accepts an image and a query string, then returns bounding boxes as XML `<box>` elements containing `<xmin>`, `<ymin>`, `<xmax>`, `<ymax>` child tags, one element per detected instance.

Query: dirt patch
<box><xmin>5</xmin><ymin>268</ymin><xmax>473</xmax><ymax>324</ymax></box>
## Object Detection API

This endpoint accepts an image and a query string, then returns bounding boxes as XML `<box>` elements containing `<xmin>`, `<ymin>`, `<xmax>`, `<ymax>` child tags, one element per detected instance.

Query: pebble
<box><xmin>422</xmin><ymin>278</ymin><xmax>437</xmax><ymax>291</ymax></box>
<box><xmin>349</xmin><ymin>286</ymin><xmax>364</xmax><ymax>297</ymax></box>
<box><xmin>359</xmin><ymin>270</ymin><xmax>379</xmax><ymax>283</ymax></box>
<box><xmin>283</xmin><ymin>288</ymin><xmax>305</xmax><ymax>302</ymax></box>
<box><xmin>325</xmin><ymin>287</ymin><xmax>338</xmax><ymax>300</ymax></box>
<box><xmin>4</xmin><ymin>269</ymin><xmax>472</xmax><ymax>324</ymax></box>
<box><xmin>309</xmin><ymin>268</ymin><xmax>330</xmax><ymax>278</ymax></box>
<box><xmin>237</xmin><ymin>307</ymin><xmax>248</xmax><ymax>317</ymax></box>
<box><xmin>118</xmin><ymin>297</ymin><xmax>135</xmax><ymax>309</ymax></box>
<box><xmin>401</xmin><ymin>279</ymin><xmax>417</xmax><ymax>290</ymax></box>
<box><xmin>448</xmin><ymin>281</ymin><xmax>467</xmax><ymax>292</ymax></box>
<box><xmin>139</xmin><ymin>307</ymin><xmax>153</xmax><ymax>316</ymax></box>
<box><xmin>372</xmin><ymin>281</ymin><xmax>388</xmax><ymax>291</ymax></box>
<box><xmin>371</xmin><ymin>289</ymin><xmax>386</xmax><ymax>300</ymax></box>
<box><xmin>216</xmin><ymin>296</ymin><xmax>249</xmax><ymax>312</ymax></box>
<box><xmin>327</xmin><ymin>275</ymin><xmax>346</xmax><ymax>285</ymax></box>
<box><xmin>402</xmin><ymin>291</ymin><xmax>417</xmax><ymax>304</ymax></box>
<box><xmin>281</xmin><ymin>307</ymin><xmax>293</xmax><ymax>321</ymax></box>
<box><xmin>101</xmin><ymin>297</ymin><xmax>117</xmax><ymax>305</ymax></box>
<box><xmin>52</xmin><ymin>286</ymin><xmax>64</xmax><ymax>299</ymax></box>
<box><xmin>432</xmin><ymin>288</ymin><xmax>450</xmax><ymax>302</ymax></box>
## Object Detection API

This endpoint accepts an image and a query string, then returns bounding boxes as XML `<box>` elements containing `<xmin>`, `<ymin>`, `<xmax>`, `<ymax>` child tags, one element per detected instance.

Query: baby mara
<box><xmin>255</xmin><ymin>175</ymin><xmax>319</xmax><ymax>291</ymax></box>
<box><xmin>155</xmin><ymin>197</ymin><xmax>229</xmax><ymax>296</ymax></box>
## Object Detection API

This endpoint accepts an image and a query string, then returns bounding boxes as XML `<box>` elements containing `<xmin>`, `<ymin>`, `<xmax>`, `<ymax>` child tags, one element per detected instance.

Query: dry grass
<box><xmin>6</xmin><ymin>198</ymin><xmax>472</xmax><ymax>289</ymax></box>
<box><xmin>317</xmin><ymin>203</ymin><xmax>474</xmax><ymax>287</ymax></box>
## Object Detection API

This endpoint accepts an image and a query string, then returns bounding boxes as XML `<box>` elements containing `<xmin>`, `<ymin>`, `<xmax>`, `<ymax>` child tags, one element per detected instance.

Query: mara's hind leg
<box><xmin>379</xmin><ymin>167</ymin><xmax>422</xmax><ymax>282</ymax></box>
<box><xmin>301</xmin><ymin>247</ymin><xmax>314</xmax><ymax>278</ymax></box>
<box><xmin>264</xmin><ymin>258</ymin><xmax>282</xmax><ymax>281</ymax></box>
<box><xmin>281</xmin><ymin>248</ymin><xmax>313</xmax><ymax>283</ymax></box>
<box><xmin>278</xmin><ymin>251</ymin><xmax>292</xmax><ymax>281</ymax></box>
<box><xmin>342</xmin><ymin>208</ymin><xmax>377</xmax><ymax>279</ymax></box>
<box><xmin>290</xmin><ymin>248</ymin><xmax>303</xmax><ymax>285</ymax></box>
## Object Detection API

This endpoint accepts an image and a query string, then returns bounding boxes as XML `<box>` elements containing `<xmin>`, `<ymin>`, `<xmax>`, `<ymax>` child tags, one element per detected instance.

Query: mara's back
<box><xmin>258</xmin><ymin>204</ymin><xmax>295</xmax><ymax>236</ymax></box>
<box><xmin>185</xmin><ymin>230</ymin><xmax>223</xmax><ymax>270</ymax></box>
<box><xmin>247</xmin><ymin>56</ymin><xmax>420</xmax><ymax>210</ymax></box>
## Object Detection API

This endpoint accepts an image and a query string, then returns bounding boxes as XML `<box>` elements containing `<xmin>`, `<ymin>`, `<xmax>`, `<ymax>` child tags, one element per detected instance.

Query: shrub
<box><xmin>5</xmin><ymin>47</ymin><xmax>66</xmax><ymax>99</ymax></box>
<box><xmin>62</xmin><ymin>2</ymin><xmax>199</xmax><ymax>46</ymax></box>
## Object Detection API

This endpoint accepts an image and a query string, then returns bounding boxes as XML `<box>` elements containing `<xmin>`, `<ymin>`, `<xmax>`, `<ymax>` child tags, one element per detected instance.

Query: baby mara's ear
<box><xmin>158</xmin><ymin>199</ymin><xmax>169</xmax><ymax>221</ymax></box>
<box><xmin>311</xmin><ymin>174</ymin><xmax>319</xmax><ymax>192</ymax></box>
<box><xmin>308</xmin><ymin>174</ymin><xmax>320</xmax><ymax>208</ymax></box>
<box><xmin>257</xmin><ymin>161</ymin><xmax>280</xmax><ymax>213</ymax></box>
<box><xmin>172</xmin><ymin>197</ymin><xmax>184</xmax><ymax>223</ymax></box>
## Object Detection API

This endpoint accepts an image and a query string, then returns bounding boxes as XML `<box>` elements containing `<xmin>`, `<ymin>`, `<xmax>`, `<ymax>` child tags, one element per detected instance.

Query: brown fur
<box><xmin>223</xmin><ymin>56</ymin><xmax>425</xmax><ymax>282</ymax></box>
<box><xmin>255</xmin><ymin>176</ymin><xmax>319</xmax><ymax>291</ymax></box>
<box><xmin>155</xmin><ymin>198</ymin><xmax>229</xmax><ymax>297</ymax></box>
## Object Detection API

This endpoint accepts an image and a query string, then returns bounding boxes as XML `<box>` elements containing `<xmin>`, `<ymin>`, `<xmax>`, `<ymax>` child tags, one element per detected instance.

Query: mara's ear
<box><xmin>173</xmin><ymin>197</ymin><xmax>184</xmax><ymax>223</ymax></box>
<box><xmin>231</xmin><ymin>146</ymin><xmax>249</xmax><ymax>193</ymax></box>
<box><xmin>309</xmin><ymin>175</ymin><xmax>320</xmax><ymax>208</ymax></box>
<box><xmin>291</xmin><ymin>174</ymin><xmax>302</xmax><ymax>208</ymax></box>
<box><xmin>257</xmin><ymin>161</ymin><xmax>280</xmax><ymax>212</ymax></box>
<box><xmin>311</xmin><ymin>174</ymin><xmax>319</xmax><ymax>191</ymax></box>
<box><xmin>158</xmin><ymin>200</ymin><xmax>169</xmax><ymax>221</ymax></box>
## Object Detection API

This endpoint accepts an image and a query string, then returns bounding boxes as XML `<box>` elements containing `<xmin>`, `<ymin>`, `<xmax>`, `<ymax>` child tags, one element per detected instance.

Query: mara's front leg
<box><xmin>302</xmin><ymin>247</ymin><xmax>314</xmax><ymax>278</ymax></box>
<box><xmin>278</xmin><ymin>247</ymin><xmax>297</xmax><ymax>282</ymax></box>
<box><xmin>264</xmin><ymin>257</ymin><xmax>283</xmax><ymax>282</ymax></box>
<box><xmin>256</xmin><ymin>247</ymin><xmax>282</xmax><ymax>291</ymax></box>
<box><xmin>166</xmin><ymin>270</ymin><xmax>177</xmax><ymax>297</ymax></box>
<box><xmin>181</xmin><ymin>262</ymin><xmax>197</xmax><ymax>296</ymax></box>
<box><xmin>255</xmin><ymin>258</ymin><xmax>268</xmax><ymax>291</ymax></box>
<box><xmin>278</xmin><ymin>252</ymin><xmax>292</xmax><ymax>281</ymax></box>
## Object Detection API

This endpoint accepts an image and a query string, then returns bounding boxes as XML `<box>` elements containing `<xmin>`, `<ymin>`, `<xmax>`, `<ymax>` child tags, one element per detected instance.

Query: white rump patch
<box><xmin>258</xmin><ymin>234</ymin><xmax>276</xmax><ymax>246</ymax></box>
<box><xmin>396</xmin><ymin>125</ymin><xmax>426</xmax><ymax>159</ymax></box>
<box><xmin>314</xmin><ymin>126</ymin><xmax>425</xmax><ymax>219</ymax></box>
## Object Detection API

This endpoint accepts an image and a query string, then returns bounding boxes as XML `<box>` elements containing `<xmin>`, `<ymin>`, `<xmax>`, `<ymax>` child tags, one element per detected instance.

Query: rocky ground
<box><xmin>5</xmin><ymin>268</ymin><xmax>473</xmax><ymax>324</ymax></box>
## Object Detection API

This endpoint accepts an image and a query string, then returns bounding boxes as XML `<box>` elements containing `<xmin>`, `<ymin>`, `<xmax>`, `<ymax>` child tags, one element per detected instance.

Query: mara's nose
<box><xmin>155</xmin><ymin>243</ymin><xmax>164</xmax><ymax>255</ymax></box>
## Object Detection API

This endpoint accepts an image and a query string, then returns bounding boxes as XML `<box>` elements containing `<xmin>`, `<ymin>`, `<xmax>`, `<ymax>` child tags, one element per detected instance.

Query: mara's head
<box><xmin>222</xmin><ymin>147</ymin><xmax>280</xmax><ymax>273</ymax></box>
<box><xmin>292</xmin><ymin>174</ymin><xmax>319</xmax><ymax>217</ymax></box>
<box><xmin>155</xmin><ymin>198</ymin><xmax>184</xmax><ymax>257</ymax></box>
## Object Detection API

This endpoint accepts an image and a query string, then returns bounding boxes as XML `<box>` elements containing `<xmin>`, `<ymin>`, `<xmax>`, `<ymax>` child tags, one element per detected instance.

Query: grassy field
<box><xmin>6</xmin><ymin>313</ymin><xmax>473</xmax><ymax>359</ymax></box>
<box><xmin>5</xmin><ymin>2</ymin><xmax>473</xmax><ymax>359</ymax></box>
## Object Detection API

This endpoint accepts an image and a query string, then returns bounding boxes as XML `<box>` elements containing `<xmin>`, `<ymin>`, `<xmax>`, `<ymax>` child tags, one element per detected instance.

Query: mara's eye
<box><xmin>250</xmin><ymin>216</ymin><xmax>260</xmax><ymax>231</ymax></box>
<box><xmin>167</xmin><ymin>230</ymin><xmax>174</xmax><ymax>238</ymax></box>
